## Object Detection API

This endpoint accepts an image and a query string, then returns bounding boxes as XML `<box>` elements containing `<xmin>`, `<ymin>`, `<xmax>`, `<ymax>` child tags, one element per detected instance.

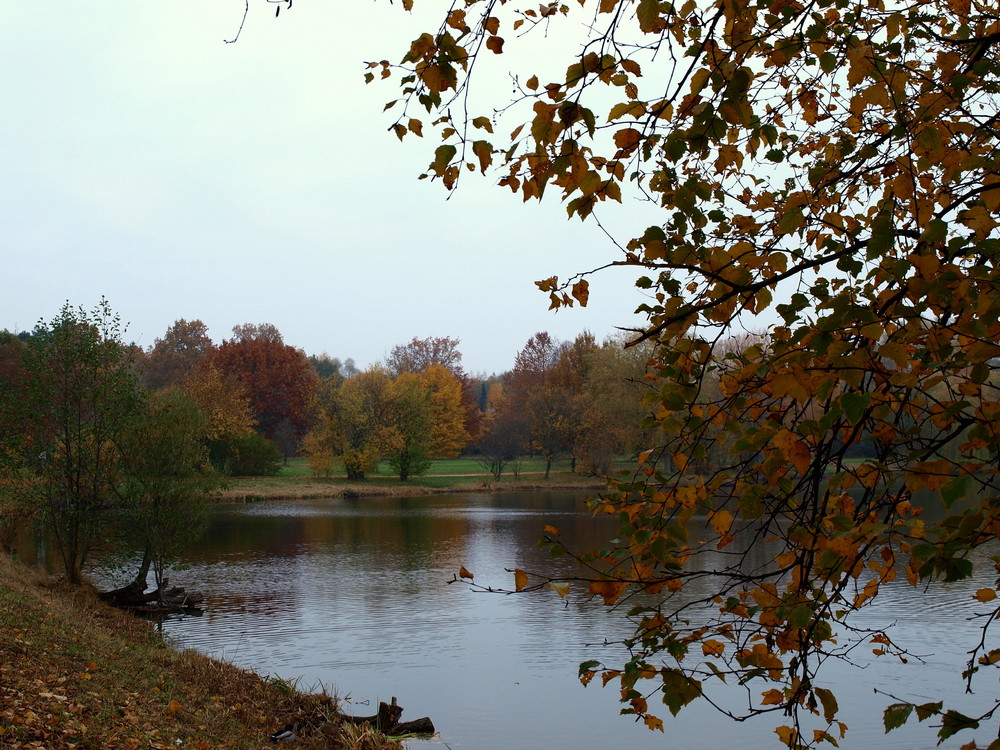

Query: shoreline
<box><xmin>0</xmin><ymin>554</ymin><xmax>399</xmax><ymax>750</ymax></box>
<box><xmin>211</xmin><ymin>476</ymin><xmax>610</xmax><ymax>503</ymax></box>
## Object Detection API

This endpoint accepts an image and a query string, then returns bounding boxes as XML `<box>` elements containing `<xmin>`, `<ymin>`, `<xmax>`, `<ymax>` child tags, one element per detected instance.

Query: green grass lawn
<box><xmin>277</xmin><ymin>455</ymin><xmax>587</xmax><ymax>479</ymax></box>
<box><xmin>213</xmin><ymin>455</ymin><xmax>629</xmax><ymax>500</ymax></box>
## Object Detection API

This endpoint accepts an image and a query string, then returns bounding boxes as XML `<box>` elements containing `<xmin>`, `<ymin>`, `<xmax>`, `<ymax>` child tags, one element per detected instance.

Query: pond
<box><xmin>106</xmin><ymin>492</ymin><xmax>1000</xmax><ymax>748</ymax></box>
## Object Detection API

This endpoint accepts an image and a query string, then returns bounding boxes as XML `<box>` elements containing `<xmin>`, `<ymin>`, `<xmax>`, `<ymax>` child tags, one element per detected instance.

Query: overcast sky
<box><xmin>2</xmin><ymin>1</ymin><xmax>661</xmax><ymax>375</ymax></box>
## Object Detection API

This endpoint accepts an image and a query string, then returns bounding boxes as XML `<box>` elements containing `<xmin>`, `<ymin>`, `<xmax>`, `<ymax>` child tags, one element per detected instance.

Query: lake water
<box><xmin>128</xmin><ymin>492</ymin><xmax>997</xmax><ymax>749</ymax></box>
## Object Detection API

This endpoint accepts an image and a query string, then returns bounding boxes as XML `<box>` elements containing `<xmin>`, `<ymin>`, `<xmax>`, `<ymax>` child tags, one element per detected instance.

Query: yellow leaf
<box><xmin>459</xmin><ymin>566</ymin><xmax>474</xmax><ymax>580</ymax></box>
<box><xmin>514</xmin><ymin>568</ymin><xmax>528</xmax><ymax>591</ymax></box>
<box><xmin>547</xmin><ymin>581</ymin><xmax>570</xmax><ymax>598</ymax></box>
<box><xmin>710</xmin><ymin>509</ymin><xmax>734</xmax><ymax>536</ymax></box>
<box><xmin>975</xmin><ymin>588</ymin><xmax>997</xmax><ymax>602</ymax></box>
<box><xmin>644</xmin><ymin>715</ymin><xmax>664</xmax><ymax>732</ymax></box>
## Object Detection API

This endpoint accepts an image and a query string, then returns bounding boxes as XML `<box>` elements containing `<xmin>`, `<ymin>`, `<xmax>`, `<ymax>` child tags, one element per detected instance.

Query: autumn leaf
<box><xmin>514</xmin><ymin>568</ymin><xmax>528</xmax><ymax>591</ymax></box>
<box><xmin>761</xmin><ymin>689</ymin><xmax>784</xmax><ymax>706</ymax></box>
<box><xmin>974</xmin><ymin>588</ymin><xmax>997</xmax><ymax>602</ymax></box>
<box><xmin>613</xmin><ymin>128</ymin><xmax>641</xmax><ymax>153</ymax></box>
<box><xmin>710</xmin><ymin>509</ymin><xmax>734</xmax><ymax>536</ymax></box>
<box><xmin>589</xmin><ymin>580</ymin><xmax>628</xmax><ymax>605</ymax></box>
<box><xmin>472</xmin><ymin>140</ymin><xmax>493</xmax><ymax>173</ymax></box>
<box><xmin>459</xmin><ymin>566</ymin><xmax>474</xmax><ymax>580</ymax></box>
<box><xmin>702</xmin><ymin>639</ymin><xmax>725</xmax><ymax>657</ymax></box>
<box><xmin>772</xmin><ymin>429</ymin><xmax>810</xmax><ymax>475</ymax></box>
<box><xmin>547</xmin><ymin>581</ymin><xmax>570</xmax><ymax>598</ymax></box>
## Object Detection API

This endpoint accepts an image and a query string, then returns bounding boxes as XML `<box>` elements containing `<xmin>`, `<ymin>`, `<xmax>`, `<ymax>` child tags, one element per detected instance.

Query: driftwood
<box><xmin>101</xmin><ymin>579</ymin><xmax>204</xmax><ymax>613</ymax></box>
<box><xmin>336</xmin><ymin>697</ymin><xmax>435</xmax><ymax>736</ymax></box>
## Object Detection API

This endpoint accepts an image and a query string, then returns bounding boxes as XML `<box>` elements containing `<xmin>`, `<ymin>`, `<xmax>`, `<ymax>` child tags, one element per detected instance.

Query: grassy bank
<box><xmin>0</xmin><ymin>554</ymin><xmax>398</xmax><ymax>750</ymax></box>
<box><xmin>214</xmin><ymin>456</ymin><xmax>620</xmax><ymax>501</ymax></box>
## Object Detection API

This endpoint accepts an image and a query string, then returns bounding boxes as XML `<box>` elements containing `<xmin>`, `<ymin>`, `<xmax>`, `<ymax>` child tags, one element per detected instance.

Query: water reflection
<box><xmin>61</xmin><ymin>492</ymin><xmax>1000</xmax><ymax>748</ymax></box>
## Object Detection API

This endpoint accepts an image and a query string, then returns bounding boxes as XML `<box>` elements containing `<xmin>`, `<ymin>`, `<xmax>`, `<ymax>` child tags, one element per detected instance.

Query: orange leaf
<box><xmin>589</xmin><ymin>579</ymin><xmax>628</xmax><ymax>605</ymax></box>
<box><xmin>761</xmin><ymin>689</ymin><xmax>784</xmax><ymax>706</ymax></box>
<box><xmin>775</xmin><ymin>725</ymin><xmax>797</xmax><ymax>745</ymax></box>
<box><xmin>166</xmin><ymin>699</ymin><xmax>183</xmax><ymax>715</ymax></box>
<box><xmin>514</xmin><ymin>568</ymin><xmax>528</xmax><ymax>591</ymax></box>
<box><xmin>459</xmin><ymin>566</ymin><xmax>474</xmax><ymax>580</ymax></box>
<box><xmin>613</xmin><ymin>127</ymin><xmax>641</xmax><ymax>153</ymax></box>
<box><xmin>702</xmin><ymin>639</ymin><xmax>725</xmax><ymax>657</ymax></box>
<box><xmin>472</xmin><ymin>140</ymin><xmax>493</xmax><ymax>173</ymax></box>
<box><xmin>975</xmin><ymin>588</ymin><xmax>997</xmax><ymax>602</ymax></box>
<box><xmin>773</xmin><ymin>429</ymin><xmax>810</xmax><ymax>475</ymax></box>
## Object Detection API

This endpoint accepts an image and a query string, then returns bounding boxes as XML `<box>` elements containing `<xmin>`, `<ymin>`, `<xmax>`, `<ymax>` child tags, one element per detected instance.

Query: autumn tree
<box><xmin>373</xmin><ymin>0</ymin><xmax>1000</xmax><ymax>746</ymax></box>
<box><xmin>15</xmin><ymin>301</ymin><xmax>144</xmax><ymax>584</ymax></box>
<box><xmin>386</xmin><ymin>336</ymin><xmax>481</xmax><ymax>442</ymax></box>
<box><xmin>143</xmin><ymin>318</ymin><xmax>214</xmax><ymax>390</ymax></box>
<box><xmin>386</xmin><ymin>335</ymin><xmax>464</xmax><ymax>376</ymax></box>
<box><xmin>206</xmin><ymin>324</ymin><xmax>317</xmax><ymax>459</ymax></box>
<box><xmin>507</xmin><ymin>332</ymin><xmax>578</xmax><ymax>478</ymax></box>
<box><xmin>386</xmin><ymin>372</ymin><xmax>433</xmax><ymax>481</ymax></box>
<box><xmin>309</xmin><ymin>368</ymin><xmax>398</xmax><ymax>480</ymax></box>
<box><xmin>575</xmin><ymin>334</ymin><xmax>653</xmax><ymax>473</ymax></box>
<box><xmin>474</xmin><ymin>383</ymin><xmax>530</xmax><ymax>480</ymax></box>
<box><xmin>419</xmin><ymin>363</ymin><xmax>471</xmax><ymax>458</ymax></box>
<box><xmin>0</xmin><ymin>332</ymin><xmax>33</xmax><ymax>548</ymax></box>
<box><xmin>115</xmin><ymin>388</ymin><xmax>218</xmax><ymax>590</ymax></box>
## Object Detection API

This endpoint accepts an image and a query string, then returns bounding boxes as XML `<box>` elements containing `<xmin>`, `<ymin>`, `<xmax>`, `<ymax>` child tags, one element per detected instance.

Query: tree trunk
<box><xmin>131</xmin><ymin>546</ymin><xmax>152</xmax><ymax>590</ymax></box>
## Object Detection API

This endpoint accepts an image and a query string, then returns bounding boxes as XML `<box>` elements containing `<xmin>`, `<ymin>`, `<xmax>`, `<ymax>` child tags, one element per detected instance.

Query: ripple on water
<box><xmin>155</xmin><ymin>494</ymin><xmax>998</xmax><ymax>750</ymax></box>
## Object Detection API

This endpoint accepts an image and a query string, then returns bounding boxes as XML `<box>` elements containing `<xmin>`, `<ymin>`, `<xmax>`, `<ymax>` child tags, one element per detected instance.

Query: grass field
<box><xmin>274</xmin><ymin>455</ymin><xmax>583</xmax><ymax>478</ymax></box>
<box><xmin>214</xmin><ymin>455</ymin><xmax>627</xmax><ymax>501</ymax></box>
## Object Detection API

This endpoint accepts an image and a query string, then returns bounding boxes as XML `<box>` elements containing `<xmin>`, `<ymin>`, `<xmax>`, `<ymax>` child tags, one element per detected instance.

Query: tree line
<box><xmin>0</xmin><ymin>299</ymin><xmax>657</xmax><ymax>586</ymax></box>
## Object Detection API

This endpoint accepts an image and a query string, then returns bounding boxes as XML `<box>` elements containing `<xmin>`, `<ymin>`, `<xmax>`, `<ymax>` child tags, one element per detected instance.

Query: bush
<box><xmin>227</xmin><ymin>433</ymin><xmax>282</xmax><ymax>477</ymax></box>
